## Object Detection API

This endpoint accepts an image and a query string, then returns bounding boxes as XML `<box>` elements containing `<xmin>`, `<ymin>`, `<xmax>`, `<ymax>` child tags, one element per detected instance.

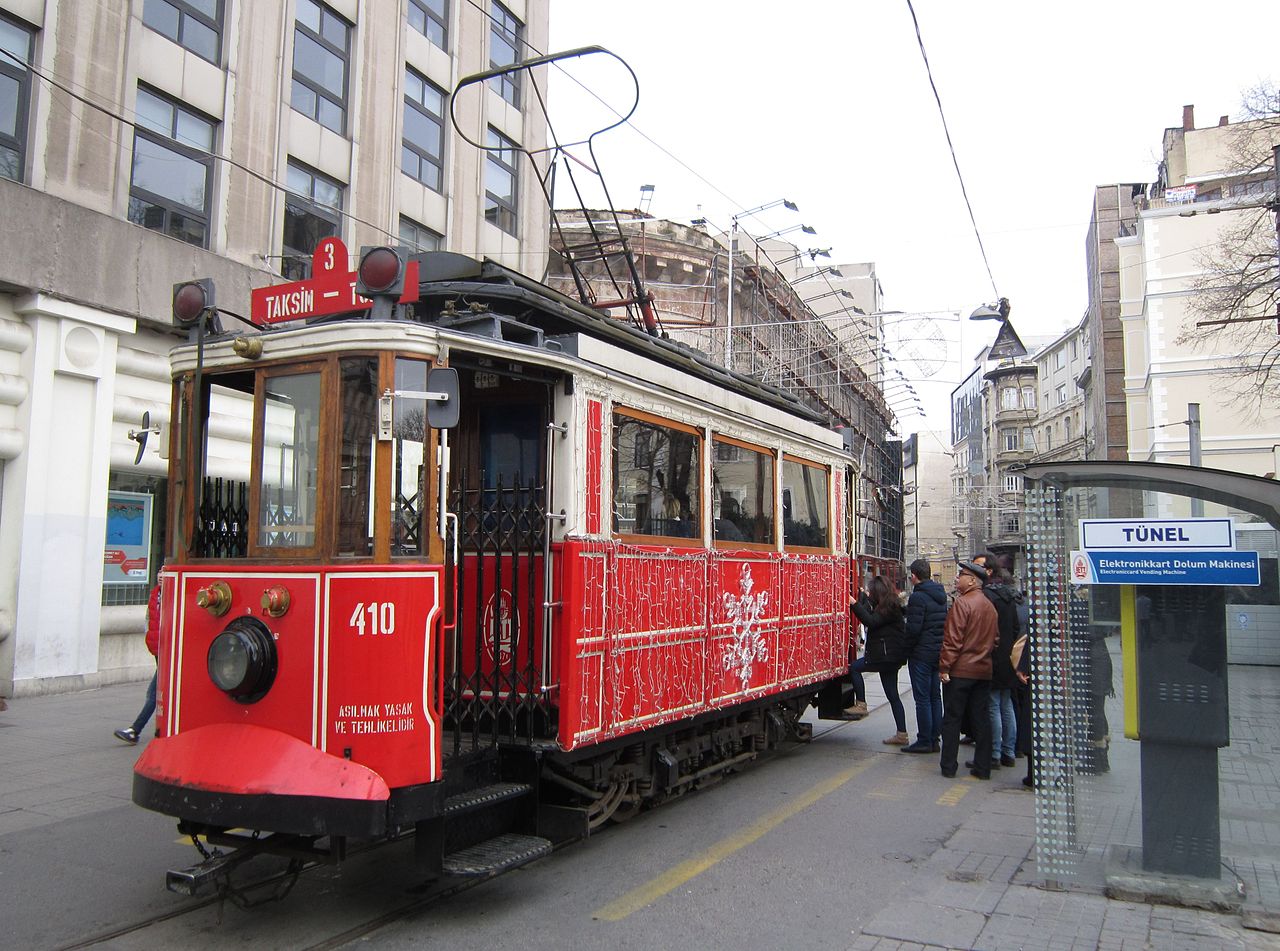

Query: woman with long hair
<box><xmin>846</xmin><ymin>575</ymin><xmax>910</xmax><ymax>744</ymax></box>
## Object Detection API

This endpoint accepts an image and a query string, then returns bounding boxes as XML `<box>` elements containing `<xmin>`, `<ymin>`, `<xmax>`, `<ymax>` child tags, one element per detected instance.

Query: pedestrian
<box><xmin>939</xmin><ymin>560</ymin><xmax>998</xmax><ymax>779</ymax></box>
<box><xmin>900</xmin><ymin>558</ymin><xmax>946</xmax><ymax>754</ymax></box>
<box><xmin>114</xmin><ymin>580</ymin><xmax>161</xmax><ymax>745</ymax></box>
<box><xmin>974</xmin><ymin>552</ymin><xmax>1022</xmax><ymax>770</ymax></box>
<box><xmin>845</xmin><ymin>575</ymin><xmax>910</xmax><ymax>744</ymax></box>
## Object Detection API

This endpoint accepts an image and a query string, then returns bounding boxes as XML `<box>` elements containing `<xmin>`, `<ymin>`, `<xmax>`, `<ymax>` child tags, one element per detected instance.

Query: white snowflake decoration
<box><xmin>722</xmin><ymin>563</ymin><xmax>770</xmax><ymax>691</ymax></box>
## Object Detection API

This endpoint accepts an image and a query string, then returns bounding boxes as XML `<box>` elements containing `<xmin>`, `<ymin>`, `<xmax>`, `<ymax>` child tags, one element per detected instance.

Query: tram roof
<box><xmin>409</xmin><ymin>253</ymin><xmax>827</xmax><ymax>425</ymax></box>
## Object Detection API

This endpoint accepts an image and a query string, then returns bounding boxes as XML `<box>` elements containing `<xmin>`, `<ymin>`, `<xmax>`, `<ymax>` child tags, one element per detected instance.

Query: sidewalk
<box><xmin>851</xmin><ymin>669</ymin><xmax>1280</xmax><ymax>950</ymax></box>
<box><xmin>3</xmin><ymin>681</ymin><xmax>1279</xmax><ymax>949</ymax></box>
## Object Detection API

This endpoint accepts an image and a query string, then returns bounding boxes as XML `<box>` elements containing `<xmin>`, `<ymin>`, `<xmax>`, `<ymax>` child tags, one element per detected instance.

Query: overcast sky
<box><xmin>545</xmin><ymin>0</ymin><xmax>1276</xmax><ymax>435</ymax></box>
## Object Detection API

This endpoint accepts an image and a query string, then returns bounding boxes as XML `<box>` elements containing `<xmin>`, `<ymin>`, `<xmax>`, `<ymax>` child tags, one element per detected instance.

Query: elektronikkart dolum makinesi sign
<box><xmin>1070</xmin><ymin>518</ymin><xmax>1260</xmax><ymax>586</ymax></box>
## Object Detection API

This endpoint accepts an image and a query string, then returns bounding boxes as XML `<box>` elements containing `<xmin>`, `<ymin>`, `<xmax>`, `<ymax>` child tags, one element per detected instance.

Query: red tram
<box><xmin>134</xmin><ymin>240</ymin><xmax>869</xmax><ymax>891</ymax></box>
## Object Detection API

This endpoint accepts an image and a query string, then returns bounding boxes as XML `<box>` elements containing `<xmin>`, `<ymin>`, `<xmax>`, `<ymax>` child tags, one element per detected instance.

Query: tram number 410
<box><xmin>350</xmin><ymin>601</ymin><xmax>396</xmax><ymax>637</ymax></box>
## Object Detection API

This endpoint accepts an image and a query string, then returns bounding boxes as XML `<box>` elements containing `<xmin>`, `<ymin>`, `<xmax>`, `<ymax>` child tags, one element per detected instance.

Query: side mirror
<box><xmin>426</xmin><ymin>367</ymin><xmax>460</xmax><ymax>430</ymax></box>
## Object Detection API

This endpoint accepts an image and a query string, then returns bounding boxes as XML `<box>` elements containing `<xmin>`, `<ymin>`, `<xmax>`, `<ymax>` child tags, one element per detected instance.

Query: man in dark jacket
<box><xmin>901</xmin><ymin>558</ymin><xmax>946</xmax><ymax>754</ymax></box>
<box><xmin>974</xmin><ymin>552</ymin><xmax>1022</xmax><ymax>769</ymax></box>
<box><xmin>939</xmin><ymin>560</ymin><xmax>998</xmax><ymax>779</ymax></box>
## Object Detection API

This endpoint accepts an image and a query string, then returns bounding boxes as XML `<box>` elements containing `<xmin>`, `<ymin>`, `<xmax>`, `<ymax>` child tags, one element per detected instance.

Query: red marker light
<box><xmin>358</xmin><ymin>248</ymin><xmax>402</xmax><ymax>294</ymax></box>
<box><xmin>173</xmin><ymin>282</ymin><xmax>209</xmax><ymax>324</ymax></box>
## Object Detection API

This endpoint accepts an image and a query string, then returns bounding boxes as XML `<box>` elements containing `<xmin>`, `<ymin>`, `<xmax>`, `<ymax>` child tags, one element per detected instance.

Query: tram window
<box><xmin>782</xmin><ymin>458</ymin><xmax>829</xmax><ymax>549</ymax></box>
<box><xmin>712</xmin><ymin>437</ymin><xmax>774</xmax><ymax>545</ymax></box>
<box><xmin>391</xmin><ymin>358</ymin><xmax>429</xmax><ymax>555</ymax></box>
<box><xmin>479</xmin><ymin>404</ymin><xmax>541</xmax><ymax>491</ymax></box>
<box><xmin>613</xmin><ymin>413</ymin><xmax>700</xmax><ymax>540</ymax></box>
<box><xmin>189</xmin><ymin>373</ymin><xmax>254</xmax><ymax>558</ymax></box>
<box><xmin>259</xmin><ymin>371</ymin><xmax>321</xmax><ymax>548</ymax></box>
<box><xmin>336</xmin><ymin>358</ymin><xmax>377</xmax><ymax>557</ymax></box>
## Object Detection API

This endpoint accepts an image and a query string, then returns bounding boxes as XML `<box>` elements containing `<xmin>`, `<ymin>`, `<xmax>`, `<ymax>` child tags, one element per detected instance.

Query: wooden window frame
<box><xmin>612</xmin><ymin>407</ymin><xmax>703</xmax><ymax>548</ymax></box>
<box><xmin>711</xmin><ymin>433</ymin><xmax>776</xmax><ymax>552</ymax></box>
<box><xmin>781</xmin><ymin>453</ymin><xmax>831</xmax><ymax>553</ymax></box>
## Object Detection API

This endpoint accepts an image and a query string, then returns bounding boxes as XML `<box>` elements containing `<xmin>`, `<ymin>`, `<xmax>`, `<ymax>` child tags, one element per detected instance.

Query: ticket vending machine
<box><xmin>1131</xmin><ymin>585</ymin><xmax>1229</xmax><ymax>878</ymax></box>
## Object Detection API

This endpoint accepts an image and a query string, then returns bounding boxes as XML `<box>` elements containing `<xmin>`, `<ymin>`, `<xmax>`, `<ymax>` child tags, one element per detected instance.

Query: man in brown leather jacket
<box><xmin>939</xmin><ymin>560</ymin><xmax>999</xmax><ymax>779</ymax></box>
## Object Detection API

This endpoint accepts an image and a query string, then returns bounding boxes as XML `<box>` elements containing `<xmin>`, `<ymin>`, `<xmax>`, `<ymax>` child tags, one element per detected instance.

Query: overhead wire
<box><xmin>904</xmin><ymin>0</ymin><xmax>999</xmax><ymax>300</ymax></box>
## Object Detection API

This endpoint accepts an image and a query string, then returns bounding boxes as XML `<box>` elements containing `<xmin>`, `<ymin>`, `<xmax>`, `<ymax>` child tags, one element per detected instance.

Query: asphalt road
<box><xmin>4</xmin><ymin>705</ymin><xmax>1012</xmax><ymax>951</ymax></box>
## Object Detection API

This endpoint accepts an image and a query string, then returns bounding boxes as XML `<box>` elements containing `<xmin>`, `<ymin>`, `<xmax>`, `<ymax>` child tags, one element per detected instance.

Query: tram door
<box><xmin>444</xmin><ymin>369</ymin><xmax>554</xmax><ymax>749</ymax></box>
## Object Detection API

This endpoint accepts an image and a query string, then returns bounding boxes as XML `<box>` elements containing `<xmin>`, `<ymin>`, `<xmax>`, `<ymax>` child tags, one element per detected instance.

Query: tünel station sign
<box><xmin>1070</xmin><ymin>517</ymin><xmax>1259</xmax><ymax>586</ymax></box>
<box><xmin>251</xmin><ymin>237</ymin><xmax>420</xmax><ymax>325</ymax></box>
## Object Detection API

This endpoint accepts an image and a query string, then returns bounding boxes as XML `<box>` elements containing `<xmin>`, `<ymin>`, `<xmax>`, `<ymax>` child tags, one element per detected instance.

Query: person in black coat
<box><xmin>900</xmin><ymin>558</ymin><xmax>947</xmax><ymax>754</ymax></box>
<box><xmin>846</xmin><ymin>575</ymin><xmax>910</xmax><ymax>744</ymax></box>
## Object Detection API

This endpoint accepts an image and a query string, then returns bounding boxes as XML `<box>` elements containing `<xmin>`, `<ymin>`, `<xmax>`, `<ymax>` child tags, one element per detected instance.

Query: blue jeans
<box><xmin>907</xmin><ymin>658</ymin><xmax>942</xmax><ymax>745</ymax></box>
<box><xmin>849</xmin><ymin>657</ymin><xmax>906</xmax><ymax>732</ymax></box>
<box><xmin>130</xmin><ymin>671</ymin><xmax>157</xmax><ymax>736</ymax></box>
<box><xmin>989</xmin><ymin>686</ymin><xmax>1016</xmax><ymax>759</ymax></box>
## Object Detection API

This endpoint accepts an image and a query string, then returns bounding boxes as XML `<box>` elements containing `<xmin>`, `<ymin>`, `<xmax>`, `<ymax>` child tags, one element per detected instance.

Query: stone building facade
<box><xmin>0</xmin><ymin>0</ymin><xmax>551</xmax><ymax>697</ymax></box>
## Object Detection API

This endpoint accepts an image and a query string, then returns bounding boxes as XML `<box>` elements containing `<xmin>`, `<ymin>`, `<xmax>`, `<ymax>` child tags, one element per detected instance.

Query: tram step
<box><xmin>443</xmin><ymin>832</ymin><xmax>553</xmax><ymax>877</ymax></box>
<box><xmin>443</xmin><ymin>781</ymin><xmax>533</xmax><ymax>816</ymax></box>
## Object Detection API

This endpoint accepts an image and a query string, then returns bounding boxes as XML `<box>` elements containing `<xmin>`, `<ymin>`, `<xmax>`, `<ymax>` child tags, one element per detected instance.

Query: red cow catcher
<box><xmin>134</xmin><ymin>239</ymin><xmax>866</xmax><ymax>893</ymax></box>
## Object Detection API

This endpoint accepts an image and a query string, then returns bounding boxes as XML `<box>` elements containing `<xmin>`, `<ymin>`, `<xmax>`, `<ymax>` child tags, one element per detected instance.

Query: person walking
<box><xmin>114</xmin><ymin>581</ymin><xmax>161</xmax><ymax>745</ymax></box>
<box><xmin>974</xmin><ymin>552</ymin><xmax>1021</xmax><ymax>770</ymax></box>
<box><xmin>845</xmin><ymin>575</ymin><xmax>910</xmax><ymax>744</ymax></box>
<box><xmin>900</xmin><ymin>558</ymin><xmax>946</xmax><ymax>754</ymax></box>
<box><xmin>939</xmin><ymin>560</ymin><xmax>998</xmax><ymax>779</ymax></box>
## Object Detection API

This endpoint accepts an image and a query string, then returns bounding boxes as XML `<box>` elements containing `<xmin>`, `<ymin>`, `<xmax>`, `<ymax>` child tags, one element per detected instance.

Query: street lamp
<box><xmin>774</xmin><ymin>248</ymin><xmax>832</xmax><ymax>267</ymax></box>
<box><xmin>969</xmin><ymin>297</ymin><xmax>1010</xmax><ymax>321</ymax></box>
<box><xmin>791</xmin><ymin>266</ymin><xmax>844</xmax><ymax>284</ymax></box>
<box><xmin>760</xmin><ymin>223</ymin><xmax>817</xmax><ymax>241</ymax></box>
<box><xmin>727</xmin><ymin>199</ymin><xmax>798</xmax><ymax>365</ymax></box>
<box><xmin>801</xmin><ymin>288</ymin><xmax>854</xmax><ymax>305</ymax></box>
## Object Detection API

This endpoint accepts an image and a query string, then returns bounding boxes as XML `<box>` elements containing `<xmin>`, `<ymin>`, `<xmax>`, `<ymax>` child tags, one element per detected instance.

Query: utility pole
<box><xmin>1189</xmin><ymin>402</ymin><xmax>1203</xmax><ymax>517</ymax></box>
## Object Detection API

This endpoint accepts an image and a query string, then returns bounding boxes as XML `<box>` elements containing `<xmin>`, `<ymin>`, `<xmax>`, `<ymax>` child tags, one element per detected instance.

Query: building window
<box><xmin>1003</xmin><ymin>474</ymin><xmax>1021</xmax><ymax>494</ymax></box>
<box><xmin>408</xmin><ymin>0</ymin><xmax>447</xmax><ymax>48</ymax></box>
<box><xmin>1002</xmin><ymin>428</ymin><xmax>1018</xmax><ymax>451</ymax></box>
<box><xmin>484</xmin><ymin>127</ymin><xmax>518</xmax><ymax>235</ymax></box>
<box><xmin>1021</xmin><ymin>385</ymin><xmax>1035</xmax><ymax>409</ymax></box>
<box><xmin>399</xmin><ymin>217</ymin><xmax>441</xmax><ymax>253</ymax></box>
<box><xmin>1045</xmin><ymin>426</ymin><xmax>1053</xmax><ymax>450</ymax></box>
<box><xmin>291</xmin><ymin>0</ymin><xmax>349</xmax><ymax>134</ymax></box>
<box><xmin>282</xmin><ymin>160</ymin><xmax>342</xmax><ymax>280</ymax></box>
<box><xmin>1002</xmin><ymin>512</ymin><xmax>1020</xmax><ymax>535</ymax></box>
<box><xmin>1054</xmin><ymin>349</ymin><xmax>1065</xmax><ymax>369</ymax></box>
<box><xmin>1070</xmin><ymin>338</ymin><xmax>1078</xmax><ymax>360</ymax></box>
<box><xmin>488</xmin><ymin>1</ymin><xmax>522</xmax><ymax>106</ymax></box>
<box><xmin>1055</xmin><ymin>383</ymin><xmax>1066</xmax><ymax>405</ymax></box>
<box><xmin>1021</xmin><ymin>426</ymin><xmax>1034</xmax><ymax>450</ymax></box>
<box><xmin>1000</xmin><ymin>387</ymin><xmax>1018</xmax><ymax>411</ymax></box>
<box><xmin>0</xmin><ymin>13</ymin><xmax>33</xmax><ymax>183</ymax></box>
<box><xmin>403</xmin><ymin>68</ymin><xmax>445</xmax><ymax>191</ymax></box>
<box><xmin>142</xmin><ymin>0</ymin><xmax>221</xmax><ymax>64</ymax></box>
<box><xmin>1064</xmin><ymin>416</ymin><xmax>1073</xmax><ymax>441</ymax></box>
<box><xmin>128</xmin><ymin>86</ymin><xmax>215</xmax><ymax>247</ymax></box>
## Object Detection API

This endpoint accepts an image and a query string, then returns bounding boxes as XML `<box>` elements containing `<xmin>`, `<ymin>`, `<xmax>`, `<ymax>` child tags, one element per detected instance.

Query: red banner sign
<box><xmin>251</xmin><ymin>237</ymin><xmax>420</xmax><ymax>325</ymax></box>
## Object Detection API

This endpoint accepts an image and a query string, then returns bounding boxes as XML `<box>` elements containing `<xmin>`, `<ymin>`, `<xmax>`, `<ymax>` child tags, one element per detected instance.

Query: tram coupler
<box><xmin>167</xmin><ymin>847</ymin><xmax>261</xmax><ymax>896</ymax></box>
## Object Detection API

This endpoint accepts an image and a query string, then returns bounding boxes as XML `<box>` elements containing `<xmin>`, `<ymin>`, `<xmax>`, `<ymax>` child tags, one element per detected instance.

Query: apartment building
<box><xmin>0</xmin><ymin>0</ymin><xmax>550</xmax><ymax>697</ymax></box>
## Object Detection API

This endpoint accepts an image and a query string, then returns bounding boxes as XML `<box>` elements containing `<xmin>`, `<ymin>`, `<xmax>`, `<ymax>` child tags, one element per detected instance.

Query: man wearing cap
<box><xmin>939</xmin><ymin>560</ymin><xmax>999</xmax><ymax>779</ymax></box>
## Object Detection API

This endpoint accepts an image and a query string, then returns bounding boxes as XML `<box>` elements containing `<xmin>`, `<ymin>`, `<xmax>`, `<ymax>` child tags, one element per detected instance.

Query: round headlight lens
<box><xmin>207</xmin><ymin>617</ymin><xmax>277</xmax><ymax>703</ymax></box>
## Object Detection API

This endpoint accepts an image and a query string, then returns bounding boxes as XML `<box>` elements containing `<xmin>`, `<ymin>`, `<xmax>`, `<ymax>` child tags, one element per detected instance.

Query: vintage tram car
<box><xmin>133</xmin><ymin>240</ymin><xmax>866</xmax><ymax>891</ymax></box>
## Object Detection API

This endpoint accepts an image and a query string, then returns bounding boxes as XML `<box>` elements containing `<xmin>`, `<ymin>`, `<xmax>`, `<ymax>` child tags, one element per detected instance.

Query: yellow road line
<box><xmin>593</xmin><ymin>758</ymin><xmax>875</xmax><ymax>922</ymax></box>
<box><xmin>936</xmin><ymin>782</ymin><xmax>970</xmax><ymax>806</ymax></box>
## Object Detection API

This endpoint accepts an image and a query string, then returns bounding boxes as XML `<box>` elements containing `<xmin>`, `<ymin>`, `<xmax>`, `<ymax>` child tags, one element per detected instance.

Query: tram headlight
<box><xmin>207</xmin><ymin>617</ymin><xmax>277</xmax><ymax>703</ymax></box>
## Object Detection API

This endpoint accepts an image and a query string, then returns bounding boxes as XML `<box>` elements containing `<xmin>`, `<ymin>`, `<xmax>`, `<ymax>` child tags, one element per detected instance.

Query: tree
<box><xmin>1178</xmin><ymin>81</ymin><xmax>1280</xmax><ymax>400</ymax></box>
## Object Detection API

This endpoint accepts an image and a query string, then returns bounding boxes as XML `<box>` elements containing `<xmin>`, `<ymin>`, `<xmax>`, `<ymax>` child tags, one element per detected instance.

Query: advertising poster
<box><xmin>104</xmin><ymin>491</ymin><xmax>152</xmax><ymax>584</ymax></box>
